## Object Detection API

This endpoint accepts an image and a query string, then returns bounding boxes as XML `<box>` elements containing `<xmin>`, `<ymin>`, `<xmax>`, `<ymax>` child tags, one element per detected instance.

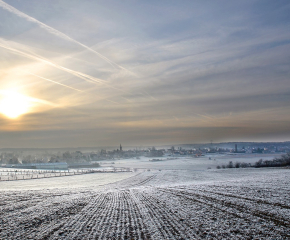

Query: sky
<box><xmin>0</xmin><ymin>0</ymin><xmax>289</xmax><ymax>148</ymax></box>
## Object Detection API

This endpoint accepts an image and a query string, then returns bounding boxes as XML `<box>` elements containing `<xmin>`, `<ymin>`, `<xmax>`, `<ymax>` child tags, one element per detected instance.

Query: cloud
<box><xmin>0</xmin><ymin>0</ymin><xmax>290</xmax><ymax>146</ymax></box>
<box><xmin>0</xmin><ymin>0</ymin><xmax>135</xmax><ymax>74</ymax></box>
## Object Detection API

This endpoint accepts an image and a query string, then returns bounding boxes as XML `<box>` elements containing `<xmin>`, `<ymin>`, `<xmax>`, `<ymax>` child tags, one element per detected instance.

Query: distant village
<box><xmin>0</xmin><ymin>142</ymin><xmax>289</xmax><ymax>169</ymax></box>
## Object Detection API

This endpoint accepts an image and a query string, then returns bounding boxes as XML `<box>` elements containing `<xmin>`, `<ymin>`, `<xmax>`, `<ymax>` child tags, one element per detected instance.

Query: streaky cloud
<box><xmin>0</xmin><ymin>0</ymin><xmax>135</xmax><ymax>76</ymax></box>
<box><xmin>25</xmin><ymin>71</ymin><xmax>84</xmax><ymax>92</ymax></box>
<box><xmin>0</xmin><ymin>40</ymin><xmax>138</xmax><ymax>100</ymax></box>
<box><xmin>0</xmin><ymin>40</ymin><xmax>107</xmax><ymax>85</ymax></box>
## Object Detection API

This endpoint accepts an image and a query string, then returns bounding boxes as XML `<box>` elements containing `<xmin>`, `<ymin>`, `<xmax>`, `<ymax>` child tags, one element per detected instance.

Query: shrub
<box><xmin>235</xmin><ymin>162</ymin><xmax>240</xmax><ymax>168</ymax></box>
<box><xmin>240</xmin><ymin>162</ymin><xmax>249</xmax><ymax>168</ymax></box>
<box><xmin>227</xmin><ymin>161</ymin><xmax>234</xmax><ymax>168</ymax></box>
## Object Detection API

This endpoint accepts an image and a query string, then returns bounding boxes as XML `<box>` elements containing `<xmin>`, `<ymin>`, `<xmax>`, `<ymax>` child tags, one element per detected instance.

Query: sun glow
<box><xmin>0</xmin><ymin>90</ymin><xmax>32</xmax><ymax>119</ymax></box>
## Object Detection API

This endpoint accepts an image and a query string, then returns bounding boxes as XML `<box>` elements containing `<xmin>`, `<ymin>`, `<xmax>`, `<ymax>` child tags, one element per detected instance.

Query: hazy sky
<box><xmin>0</xmin><ymin>0</ymin><xmax>289</xmax><ymax>148</ymax></box>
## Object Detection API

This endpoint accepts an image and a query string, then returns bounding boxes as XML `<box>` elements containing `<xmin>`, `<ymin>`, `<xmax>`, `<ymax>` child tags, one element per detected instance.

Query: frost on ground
<box><xmin>0</xmin><ymin>167</ymin><xmax>290</xmax><ymax>239</ymax></box>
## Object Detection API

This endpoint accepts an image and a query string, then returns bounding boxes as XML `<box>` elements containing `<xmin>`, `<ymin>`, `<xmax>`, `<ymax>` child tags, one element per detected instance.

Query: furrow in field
<box><xmin>159</xmin><ymin>187</ymin><xmax>290</xmax><ymax>238</ymax></box>
<box><xmin>0</xmin><ymin>192</ymin><xmax>90</xmax><ymax>239</ymax></box>
<box><xmin>133</xmin><ymin>189</ymin><xmax>197</xmax><ymax>239</ymax></box>
<box><xmin>199</xmin><ymin>188</ymin><xmax>290</xmax><ymax>210</ymax></box>
<box><xmin>37</xmin><ymin>193</ymin><xmax>103</xmax><ymax>239</ymax></box>
<box><xmin>65</xmin><ymin>192</ymin><xmax>114</xmax><ymax>239</ymax></box>
<box><xmin>173</xmin><ymin>187</ymin><xmax>290</xmax><ymax>228</ymax></box>
<box><xmin>199</xmin><ymin>184</ymin><xmax>290</xmax><ymax>206</ymax></box>
<box><xmin>123</xmin><ymin>190</ymin><xmax>149</xmax><ymax>239</ymax></box>
<box><xmin>106</xmin><ymin>172</ymin><xmax>157</xmax><ymax>189</ymax></box>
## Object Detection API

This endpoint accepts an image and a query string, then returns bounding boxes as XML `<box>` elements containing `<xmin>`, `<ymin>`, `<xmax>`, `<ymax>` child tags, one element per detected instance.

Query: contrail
<box><xmin>104</xmin><ymin>99</ymin><xmax>121</xmax><ymax>105</ymax></box>
<box><xmin>0</xmin><ymin>0</ymin><xmax>135</xmax><ymax>75</ymax></box>
<box><xmin>0</xmin><ymin>41</ymin><xmax>135</xmax><ymax>98</ymax></box>
<box><xmin>26</xmin><ymin>72</ymin><xmax>127</xmax><ymax>107</ymax></box>
<box><xmin>141</xmin><ymin>91</ymin><xmax>158</xmax><ymax>101</ymax></box>
<box><xmin>0</xmin><ymin>41</ymin><xmax>106</xmax><ymax>85</ymax></box>
<box><xmin>196</xmin><ymin>113</ymin><xmax>215</xmax><ymax>120</ymax></box>
<box><xmin>25</xmin><ymin>71</ymin><xmax>84</xmax><ymax>92</ymax></box>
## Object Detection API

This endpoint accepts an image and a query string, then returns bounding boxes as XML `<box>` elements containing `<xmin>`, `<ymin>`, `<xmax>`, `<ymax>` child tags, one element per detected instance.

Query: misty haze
<box><xmin>0</xmin><ymin>1</ymin><xmax>290</xmax><ymax>239</ymax></box>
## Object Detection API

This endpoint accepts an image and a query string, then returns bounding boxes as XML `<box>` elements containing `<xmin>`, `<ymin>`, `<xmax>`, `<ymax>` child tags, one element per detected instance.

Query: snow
<box><xmin>0</xmin><ymin>154</ymin><xmax>289</xmax><ymax>239</ymax></box>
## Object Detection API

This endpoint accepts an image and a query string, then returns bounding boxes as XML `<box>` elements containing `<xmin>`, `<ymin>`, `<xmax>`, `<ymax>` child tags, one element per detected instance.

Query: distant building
<box><xmin>5</xmin><ymin>162</ymin><xmax>68</xmax><ymax>170</ymax></box>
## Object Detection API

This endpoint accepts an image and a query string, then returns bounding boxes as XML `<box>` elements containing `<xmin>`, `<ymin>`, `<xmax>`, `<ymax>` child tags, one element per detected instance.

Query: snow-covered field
<box><xmin>1</xmin><ymin>154</ymin><xmax>290</xmax><ymax>239</ymax></box>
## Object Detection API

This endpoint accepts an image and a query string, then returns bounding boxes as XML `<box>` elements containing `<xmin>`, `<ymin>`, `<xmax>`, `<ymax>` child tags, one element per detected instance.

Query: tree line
<box><xmin>217</xmin><ymin>153</ymin><xmax>290</xmax><ymax>169</ymax></box>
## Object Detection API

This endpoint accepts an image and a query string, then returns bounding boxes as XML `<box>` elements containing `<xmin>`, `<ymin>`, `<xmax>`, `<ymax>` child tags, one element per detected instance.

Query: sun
<box><xmin>0</xmin><ymin>90</ymin><xmax>31</xmax><ymax>119</ymax></box>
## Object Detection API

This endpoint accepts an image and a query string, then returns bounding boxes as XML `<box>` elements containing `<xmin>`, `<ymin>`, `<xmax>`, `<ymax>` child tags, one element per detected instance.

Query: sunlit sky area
<box><xmin>0</xmin><ymin>0</ymin><xmax>289</xmax><ymax>148</ymax></box>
